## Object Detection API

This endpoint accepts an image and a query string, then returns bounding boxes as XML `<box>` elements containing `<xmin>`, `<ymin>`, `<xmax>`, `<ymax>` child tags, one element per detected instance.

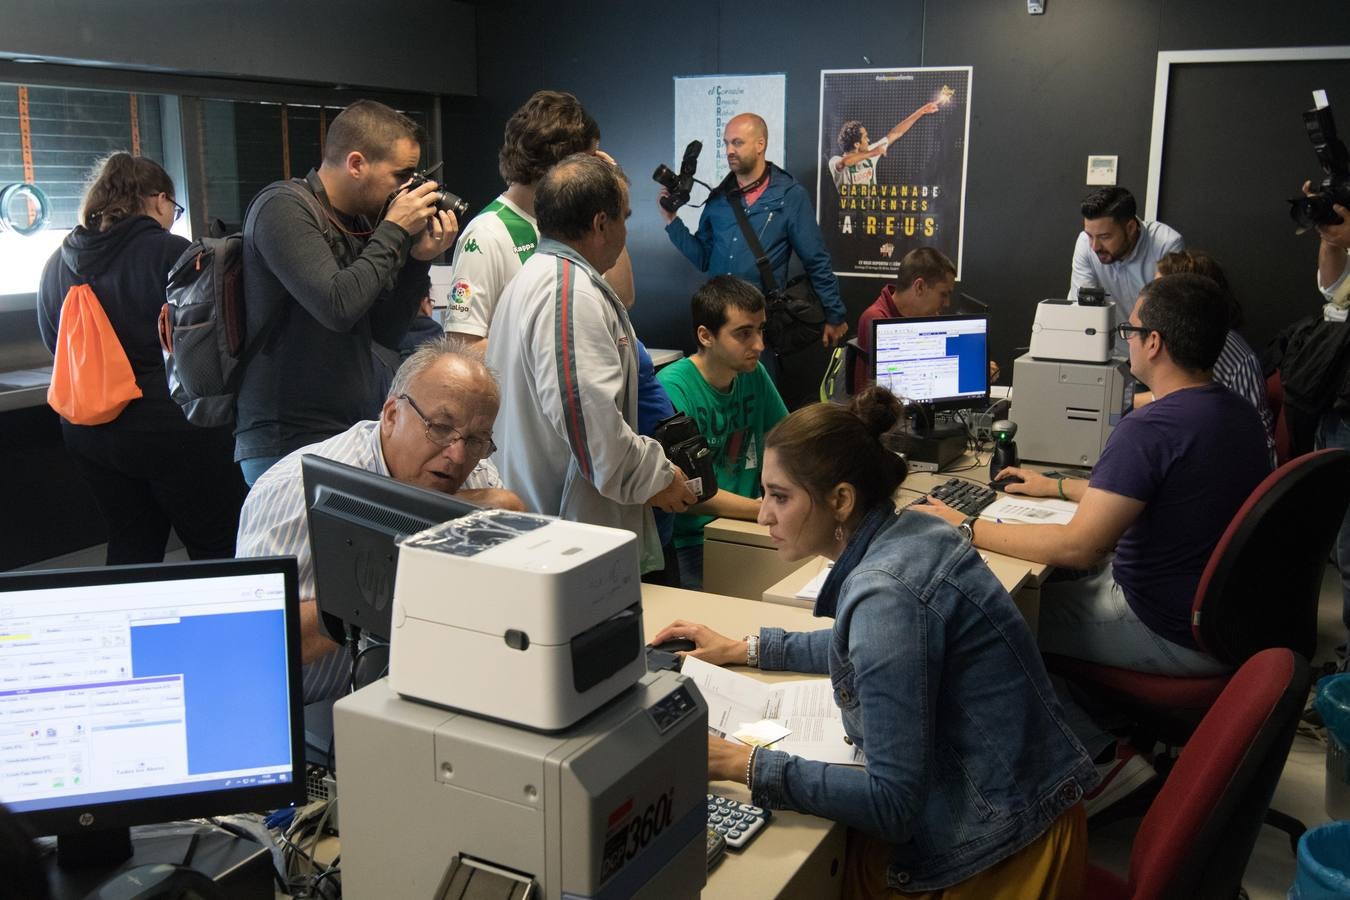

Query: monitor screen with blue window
<box><xmin>0</xmin><ymin>557</ymin><xmax>304</xmax><ymax>866</ymax></box>
<box><xmin>872</xmin><ymin>314</ymin><xmax>989</xmax><ymax>412</ymax></box>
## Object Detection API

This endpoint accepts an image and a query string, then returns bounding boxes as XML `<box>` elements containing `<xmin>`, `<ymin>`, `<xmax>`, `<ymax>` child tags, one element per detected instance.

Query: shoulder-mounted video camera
<box><xmin>1291</xmin><ymin>90</ymin><xmax>1350</xmax><ymax>232</ymax></box>
<box><xmin>653</xmin><ymin>412</ymin><xmax>717</xmax><ymax>503</ymax></box>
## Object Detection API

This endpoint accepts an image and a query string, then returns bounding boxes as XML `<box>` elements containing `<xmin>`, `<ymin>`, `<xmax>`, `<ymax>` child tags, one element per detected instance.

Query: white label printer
<box><xmin>335</xmin><ymin>510</ymin><xmax>709</xmax><ymax>900</ymax></box>
<box><xmin>1014</xmin><ymin>297</ymin><xmax>1130</xmax><ymax>467</ymax></box>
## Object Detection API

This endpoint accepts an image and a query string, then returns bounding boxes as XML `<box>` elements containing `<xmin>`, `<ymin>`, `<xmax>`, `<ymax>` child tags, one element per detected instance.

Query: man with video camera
<box><xmin>236</xmin><ymin>100</ymin><xmax>458</xmax><ymax>485</ymax></box>
<box><xmin>659</xmin><ymin>113</ymin><xmax>848</xmax><ymax>360</ymax></box>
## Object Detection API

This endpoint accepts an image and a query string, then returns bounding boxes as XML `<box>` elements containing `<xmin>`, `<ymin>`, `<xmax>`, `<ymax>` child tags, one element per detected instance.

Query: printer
<box><xmin>335</xmin><ymin>671</ymin><xmax>708</xmax><ymax>900</ymax></box>
<box><xmin>389</xmin><ymin>509</ymin><xmax>648</xmax><ymax>732</ymax></box>
<box><xmin>337</xmin><ymin>506</ymin><xmax>709</xmax><ymax>899</ymax></box>
<box><xmin>1028</xmin><ymin>298</ymin><xmax>1116</xmax><ymax>364</ymax></box>
<box><xmin>1014</xmin><ymin>296</ymin><xmax>1130</xmax><ymax>467</ymax></box>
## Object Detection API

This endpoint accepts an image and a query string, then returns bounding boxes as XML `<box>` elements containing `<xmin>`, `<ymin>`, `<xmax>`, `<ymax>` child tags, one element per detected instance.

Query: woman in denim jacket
<box><xmin>654</xmin><ymin>388</ymin><xmax>1098</xmax><ymax>898</ymax></box>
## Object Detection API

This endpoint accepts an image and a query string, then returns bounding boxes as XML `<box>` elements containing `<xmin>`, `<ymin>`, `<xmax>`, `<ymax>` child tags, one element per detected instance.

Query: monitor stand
<box><xmin>882</xmin><ymin>424</ymin><xmax>967</xmax><ymax>472</ymax></box>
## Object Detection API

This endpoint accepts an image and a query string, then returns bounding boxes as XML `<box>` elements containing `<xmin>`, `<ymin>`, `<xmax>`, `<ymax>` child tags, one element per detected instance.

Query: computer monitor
<box><xmin>0</xmin><ymin>557</ymin><xmax>304</xmax><ymax>868</ymax></box>
<box><xmin>872</xmin><ymin>314</ymin><xmax>989</xmax><ymax>413</ymax></box>
<box><xmin>302</xmin><ymin>455</ymin><xmax>479</xmax><ymax>643</ymax></box>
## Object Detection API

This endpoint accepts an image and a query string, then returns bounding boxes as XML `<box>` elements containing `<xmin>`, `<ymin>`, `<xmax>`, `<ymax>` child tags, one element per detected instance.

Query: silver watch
<box><xmin>957</xmin><ymin>515</ymin><xmax>977</xmax><ymax>542</ymax></box>
<box><xmin>744</xmin><ymin>634</ymin><xmax>760</xmax><ymax>668</ymax></box>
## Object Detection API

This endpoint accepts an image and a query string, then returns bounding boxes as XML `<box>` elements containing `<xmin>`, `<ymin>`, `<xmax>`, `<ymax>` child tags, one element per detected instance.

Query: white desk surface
<box><xmin>642</xmin><ymin>584</ymin><xmax>845</xmax><ymax>900</ymax></box>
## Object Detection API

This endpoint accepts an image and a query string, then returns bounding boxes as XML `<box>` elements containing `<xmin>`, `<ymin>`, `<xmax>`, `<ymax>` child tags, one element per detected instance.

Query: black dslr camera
<box><xmin>1291</xmin><ymin>90</ymin><xmax>1350</xmax><ymax>231</ymax></box>
<box><xmin>653</xmin><ymin>140</ymin><xmax>702</xmax><ymax>213</ymax></box>
<box><xmin>653</xmin><ymin>412</ymin><xmax>717</xmax><ymax>502</ymax></box>
<box><xmin>402</xmin><ymin>162</ymin><xmax>469</xmax><ymax>219</ymax></box>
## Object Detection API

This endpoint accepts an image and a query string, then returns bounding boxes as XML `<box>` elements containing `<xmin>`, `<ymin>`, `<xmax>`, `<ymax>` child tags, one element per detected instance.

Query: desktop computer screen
<box><xmin>873</xmin><ymin>314</ymin><xmax>989</xmax><ymax>411</ymax></box>
<box><xmin>0</xmin><ymin>558</ymin><xmax>304</xmax><ymax>865</ymax></box>
<box><xmin>303</xmin><ymin>455</ymin><xmax>480</xmax><ymax>644</ymax></box>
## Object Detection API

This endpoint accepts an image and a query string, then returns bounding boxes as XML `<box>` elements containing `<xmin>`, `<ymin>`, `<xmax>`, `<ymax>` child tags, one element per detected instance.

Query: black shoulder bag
<box><xmin>725</xmin><ymin>184</ymin><xmax>826</xmax><ymax>356</ymax></box>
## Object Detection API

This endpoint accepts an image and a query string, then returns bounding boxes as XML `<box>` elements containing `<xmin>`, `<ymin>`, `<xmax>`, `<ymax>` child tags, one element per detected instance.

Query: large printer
<box><xmin>335</xmin><ymin>510</ymin><xmax>709</xmax><ymax>899</ymax></box>
<box><xmin>1013</xmin><ymin>297</ymin><xmax>1131</xmax><ymax>467</ymax></box>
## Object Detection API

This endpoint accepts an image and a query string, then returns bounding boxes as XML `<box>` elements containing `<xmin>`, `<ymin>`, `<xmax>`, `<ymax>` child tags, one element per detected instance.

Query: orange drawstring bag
<box><xmin>46</xmin><ymin>283</ymin><xmax>143</xmax><ymax>425</ymax></box>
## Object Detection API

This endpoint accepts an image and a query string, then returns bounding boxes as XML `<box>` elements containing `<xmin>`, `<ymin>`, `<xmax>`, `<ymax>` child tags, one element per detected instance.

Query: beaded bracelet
<box><xmin>746</xmin><ymin>745</ymin><xmax>759</xmax><ymax>791</ymax></box>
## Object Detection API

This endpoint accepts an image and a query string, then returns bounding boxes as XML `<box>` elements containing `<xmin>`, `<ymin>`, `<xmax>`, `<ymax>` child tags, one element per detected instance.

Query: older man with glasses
<box><xmin>915</xmin><ymin>272</ymin><xmax>1271</xmax><ymax>819</ymax></box>
<box><xmin>236</xmin><ymin>337</ymin><xmax>523</xmax><ymax>703</ymax></box>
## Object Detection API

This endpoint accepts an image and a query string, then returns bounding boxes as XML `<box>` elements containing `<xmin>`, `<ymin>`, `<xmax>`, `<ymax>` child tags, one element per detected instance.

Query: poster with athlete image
<box><xmin>817</xmin><ymin>67</ymin><xmax>971</xmax><ymax>278</ymax></box>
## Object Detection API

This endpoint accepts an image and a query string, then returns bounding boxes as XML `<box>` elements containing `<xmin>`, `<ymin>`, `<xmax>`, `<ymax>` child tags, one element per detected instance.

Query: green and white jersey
<box><xmin>444</xmin><ymin>194</ymin><xmax>538</xmax><ymax>338</ymax></box>
<box><xmin>829</xmin><ymin>154</ymin><xmax>877</xmax><ymax>189</ymax></box>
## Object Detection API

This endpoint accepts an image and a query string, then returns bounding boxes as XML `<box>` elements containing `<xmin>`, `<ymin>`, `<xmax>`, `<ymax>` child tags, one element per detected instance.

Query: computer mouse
<box><xmin>990</xmin><ymin>475</ymin><xmax>1026</xmax><ymax>492</ymax></box>
<box><xmin>649</xmin><ymin>637</ymin><xmax>697</xmax><ymax>653</ymax></box>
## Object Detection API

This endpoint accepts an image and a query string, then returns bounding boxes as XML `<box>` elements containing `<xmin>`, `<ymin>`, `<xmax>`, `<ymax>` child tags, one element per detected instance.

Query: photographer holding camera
<box><xmin>659</xmin><ymin>113</ymin><xmax>848</xmax><ymax>363</ymax></box>
<box><xmin>235</xmin><ymin>100</ymin><xmax>458</xmax><ymax>484</ymax></box>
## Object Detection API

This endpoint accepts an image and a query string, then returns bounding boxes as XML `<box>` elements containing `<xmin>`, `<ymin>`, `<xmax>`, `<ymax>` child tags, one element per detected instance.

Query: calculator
<box><xmin>707</xmin><ymin>792</ymin><xmax>771</xmax><ymax>850</ymax></box>
<box><xmin>706</xmin><ymin>827</ymin><xmax>727</xmax><ymax>870</ymax></box>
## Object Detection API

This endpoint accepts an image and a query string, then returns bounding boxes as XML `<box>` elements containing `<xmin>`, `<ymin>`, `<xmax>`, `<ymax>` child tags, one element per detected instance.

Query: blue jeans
<box><xmin>240</xmin><ymin>454</ymin><xmax>285</xmax><ymax>487</ymax></box>
<box><xmin>675</xmin><ymin>543</ymin><xmax>704</xmax><ymax>592</ymax></box>
<box><xmin>1315</xmin><ymin>413</ymin><xmax>1350</xmax><ymax>643</ymax></box>
<box><xmin>1037</xmin><ymin>566</ymin><xmax>1231</xmax><ymax>758</ymax></box>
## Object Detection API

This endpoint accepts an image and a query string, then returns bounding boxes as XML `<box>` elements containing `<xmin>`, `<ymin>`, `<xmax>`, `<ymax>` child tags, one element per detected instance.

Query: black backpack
<box><xmin>157</xmin><ymin>179</ymin><xmax>331</xmax><ymax>427</ymax></box>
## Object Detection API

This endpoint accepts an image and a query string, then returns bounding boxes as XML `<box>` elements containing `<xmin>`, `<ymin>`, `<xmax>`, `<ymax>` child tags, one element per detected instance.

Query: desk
<box><xmin>702</xmin><ymin>453</ymin><xmax>1054</xmax><ymax>604</ymax></box>
<box><xmin>760</xmin><ymin>551</ymin><xmax>1040</xmax><ymax>634</ymax></box>
<box><xmin>648</xmin><ymin>347</ymin><xmax>684</xmax><ymax>369</ymax></box>
<box><xmin>642</xmin><ymin>585</ymin><xmax>846</xmax><ymax>900</ymax></box>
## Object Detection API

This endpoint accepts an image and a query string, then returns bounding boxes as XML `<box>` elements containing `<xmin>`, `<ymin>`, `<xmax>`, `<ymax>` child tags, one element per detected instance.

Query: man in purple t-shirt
<box><xmin>916</xmin><ymin>272</ymin><xmax>1271</xmax><ymax>814</ymax></box>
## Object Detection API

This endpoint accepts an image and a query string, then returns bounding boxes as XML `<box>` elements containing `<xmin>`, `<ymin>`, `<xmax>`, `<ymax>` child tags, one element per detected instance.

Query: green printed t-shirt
<box><xmin>656</xmin><ymin>357</ymin><xmax>788</xmax><ymax>549</ymax></box>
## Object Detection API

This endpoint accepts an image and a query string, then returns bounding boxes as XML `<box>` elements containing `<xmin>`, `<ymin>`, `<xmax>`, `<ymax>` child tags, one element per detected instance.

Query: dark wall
<box><xmin>924</xmin><ymin>0</ymin><xmax>1350</xmax><ymax>370</ymax></box>
<box><xmin>451</xmin><ymin>0</ymin><xmax>926</xmax><ymax>407</ymax></box>
<box><xmin>0</xmin><ymin>0</ymin><xmax>476</xmax><ymax>96</ymax></box>
<box><xmin>453</xmin><ymin>0</ymin><xmax>1349</xmax><ymax>405</ymax></box>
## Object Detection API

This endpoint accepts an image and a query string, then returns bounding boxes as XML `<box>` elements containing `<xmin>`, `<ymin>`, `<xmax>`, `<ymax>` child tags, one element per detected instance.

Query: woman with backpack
<box><xmin>37</xmin><ymin>153</ymin><xmax>246</xmax><ymax>564</ymax></box>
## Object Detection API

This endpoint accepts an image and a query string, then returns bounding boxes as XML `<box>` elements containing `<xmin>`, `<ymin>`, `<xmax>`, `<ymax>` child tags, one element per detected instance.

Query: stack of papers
<box><xmin>979</xmin><ymin>495</ymin><xmax>1076</xmax><ymax>526</ymax></box>
<box><xmin>793</xmin><ymin>562</ymin><xmax>833</xmax><ymax>601</ymax></box>
<box><xmin>681</xmin><ymin>656</ymin><xmax>864</xmax><ymax>766</ymax></box>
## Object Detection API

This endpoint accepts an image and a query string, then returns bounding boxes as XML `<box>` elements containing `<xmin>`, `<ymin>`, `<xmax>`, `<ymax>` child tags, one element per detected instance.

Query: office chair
<box><xmin>1084</xmin><ymin>648</ymin><xmax>1309</xmax><ymax>900</ymax></box>
<box><xmin>1045</xmin><ymin>448</ymin><xmax>1350</xmax><ymax>844</ymax></box>
<box><xmin>1265</xmin><ymin>371</ymin><xmax>1292</xmax><ymax>466</ymax></box>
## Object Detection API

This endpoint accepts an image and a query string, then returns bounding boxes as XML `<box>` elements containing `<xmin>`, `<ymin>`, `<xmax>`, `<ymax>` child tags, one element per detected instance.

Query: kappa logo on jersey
<box><xmin>450</xmin><ymin>279</ymin><xmax>474</xmax><ymax>306</ymax></box>
<box><xmin>464</xmin><ymin>238</ymin><xmax>481</xmax><ymax>254</ymax></box>
<box><xmin>514</xmin><ymin>240</ymin><xmax>537</xmax><ymax>256</ymax></box>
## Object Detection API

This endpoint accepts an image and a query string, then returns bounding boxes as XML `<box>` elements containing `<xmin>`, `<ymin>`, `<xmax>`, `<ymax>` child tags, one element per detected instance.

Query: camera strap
<box><xmin>726</xmin><ymin>182</ymin><xmax>780</xmax><ymax>295</ymax></box>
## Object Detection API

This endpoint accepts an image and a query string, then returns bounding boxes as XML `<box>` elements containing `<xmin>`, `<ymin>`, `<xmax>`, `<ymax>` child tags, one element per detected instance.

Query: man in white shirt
<box><xmin>236</xmin><ymin>338</ymin><xmax>523</xmax><ymax>701</ymax></box>
<box><xmin>487</xmin><ymin>154</ymin><xmax>696</xmax><ymax>575</ymax></box>
<box><xmin>1070</xmin><ymin>186</ymin><xmax>1183</xmax><ymax>325</ymax></box>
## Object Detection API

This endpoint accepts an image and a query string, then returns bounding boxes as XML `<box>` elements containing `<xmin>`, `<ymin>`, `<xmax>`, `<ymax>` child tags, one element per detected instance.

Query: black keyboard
<box><xmin>920</xmin><ymin>478</ymin><xmax>997</xmax><ymax>517</ymax></box>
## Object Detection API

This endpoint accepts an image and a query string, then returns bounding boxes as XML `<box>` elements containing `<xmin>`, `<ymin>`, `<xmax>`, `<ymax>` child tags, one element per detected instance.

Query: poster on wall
<box><xmin>673</xmin><ymin>73</ymin><xmax>786</xmax><ymax>232</ymax></box>
<box><xmin>817</xmin><ymin>67</ymin><xmax>972</xmax><ymax>279</ymax></box>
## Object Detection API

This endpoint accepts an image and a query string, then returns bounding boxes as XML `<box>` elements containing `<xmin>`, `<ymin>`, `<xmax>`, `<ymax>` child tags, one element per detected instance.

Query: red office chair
<box><xmin>1265</xmin><ymin>371</ymin><xmax>1292</xmax><ymax>466</ymax></box>
<box><xmin>1045</xmin><ymin>448</ymin><xmax>1350</xmax><ymax>841</ymax></box>
<box><xmin>1085</xmin><ymin>648</ymin><xmax>1309</xmax><ymax>900</ymax></box>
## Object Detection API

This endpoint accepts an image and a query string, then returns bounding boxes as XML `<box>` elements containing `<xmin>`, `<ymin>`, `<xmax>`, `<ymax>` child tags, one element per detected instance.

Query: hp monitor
<box><xmin>872</xmin><ymin>314</ymin><xmax>989</xmax><ymax>413</ymax></box>
<box><xmin>0</xmin><ymin>557</ymin><xmax>304</xmax><ymax>868</ymax></box>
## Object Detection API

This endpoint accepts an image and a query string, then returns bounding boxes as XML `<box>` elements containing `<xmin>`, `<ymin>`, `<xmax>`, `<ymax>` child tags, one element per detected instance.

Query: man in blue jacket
<box><xmin>660</xmin><ymin>113</ymin><xmax>848</xmax><ymax>353</ymax></box>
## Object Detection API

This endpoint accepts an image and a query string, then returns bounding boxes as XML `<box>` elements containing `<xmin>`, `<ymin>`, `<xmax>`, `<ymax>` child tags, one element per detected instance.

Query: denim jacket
<box><xmin>750</xmin><ymin>504</ymin><xmax>1098</xmax><ymax>892</ymax></box>
<box><xmin>664</xmin><ymin>163</ymin><xmax>846</xmax><ymax>324</ymax></box>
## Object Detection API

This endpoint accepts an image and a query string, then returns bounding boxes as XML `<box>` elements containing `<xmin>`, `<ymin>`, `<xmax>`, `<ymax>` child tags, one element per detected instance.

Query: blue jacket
<box><xmin>665</xmin><ymin>164</ymin><xmax>845</xmax><ymax>324</ymax></box>
<box><xmin>751</xmin><ymin>505</ymin><xmax>1097</xmax><ymax>892</ymax></box>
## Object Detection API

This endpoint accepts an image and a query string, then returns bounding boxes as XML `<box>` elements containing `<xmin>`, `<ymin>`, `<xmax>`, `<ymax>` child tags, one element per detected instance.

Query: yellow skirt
<box><xmin>841</xmin><ymin>804</ymin><xmax>1087</xmax><ymax>900</ymax></box>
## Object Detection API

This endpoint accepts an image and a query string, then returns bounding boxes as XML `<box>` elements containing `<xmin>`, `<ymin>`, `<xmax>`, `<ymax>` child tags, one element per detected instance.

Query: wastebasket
<box><xmin>1290</xmin><ymin>820</ymin><xmax>1350</xmax><ymax>900</ymax></box>
<box><xmin>1316</xmin><ymin>673</ymin><xmax>1350</xmax><ymax>820</ymax></box>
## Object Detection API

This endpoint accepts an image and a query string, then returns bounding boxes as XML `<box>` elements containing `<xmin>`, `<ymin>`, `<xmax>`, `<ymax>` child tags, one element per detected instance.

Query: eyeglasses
<box><xmin>169</xmin><ymin>198</ymin><xmax>185</xmax><ymax>222</ymax></box>
<box><xmin>1115</xmin><ymin>323</ymin><xmax>1158</xmax><ymax>342</ymax></box>
<box><xmin>399</xmin><ymin>394</ymin><xmax>496</xmax><ymax>457</ymax></box>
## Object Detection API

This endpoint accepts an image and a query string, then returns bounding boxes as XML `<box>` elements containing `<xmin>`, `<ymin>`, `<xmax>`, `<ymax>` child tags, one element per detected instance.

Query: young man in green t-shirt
<box><xmin>657</xmin><ymin>275</ymin><xmax>789</xmax><ymax>589</ymax></box>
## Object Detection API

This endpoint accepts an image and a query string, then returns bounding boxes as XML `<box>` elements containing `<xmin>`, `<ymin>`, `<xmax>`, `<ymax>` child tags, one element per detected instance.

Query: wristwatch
<box><xmin>957</xmin><ymin>515</ymin><xmax>978</xmax><ymax>542</ymax></box>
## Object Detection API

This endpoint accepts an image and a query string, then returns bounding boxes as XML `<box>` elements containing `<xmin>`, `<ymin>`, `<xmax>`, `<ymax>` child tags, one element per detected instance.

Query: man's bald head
<box><xmin>723</xmin><ymin>113</ymin><xmax>769</xmax><ymax>181</ymax></box>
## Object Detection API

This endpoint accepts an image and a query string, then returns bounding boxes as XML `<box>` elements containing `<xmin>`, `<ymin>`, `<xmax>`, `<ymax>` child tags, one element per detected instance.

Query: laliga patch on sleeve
<box><xmin>448</xmin><ymin>278</ymin><xmax>475</xmax><ymax>319</ymax></box>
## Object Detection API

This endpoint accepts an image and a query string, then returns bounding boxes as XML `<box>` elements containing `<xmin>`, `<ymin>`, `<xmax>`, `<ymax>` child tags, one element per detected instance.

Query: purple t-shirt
<box><xmin>1090</xmin><ymin>382</ymin><xmax>1271</xmax><ymax>649</ymax></box>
